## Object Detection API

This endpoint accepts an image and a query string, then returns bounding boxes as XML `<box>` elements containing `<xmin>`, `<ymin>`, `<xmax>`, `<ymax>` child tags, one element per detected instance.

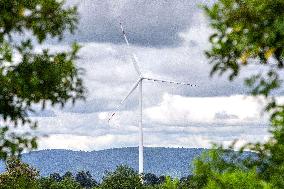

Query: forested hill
<box><xmin>0</xmin><ymin>147</ymin><xmax>207</xmax><ymax>180</ymax></box>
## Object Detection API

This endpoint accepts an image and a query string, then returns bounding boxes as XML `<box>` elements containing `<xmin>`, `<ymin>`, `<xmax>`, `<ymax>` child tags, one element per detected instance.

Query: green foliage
<box><xmin>0</xmin><ymin>0</ymin><xmax>84</xmax><ymax>159</ymax></box>
<box><xmin>49</xmin><ymin>172</ymin><xmax>62</xmax><ymax>182</ymax></box>
<box><xmin>39</xmin><ymin>171</ymin><xmax>97</xmax><ymax>189</ymax></box>
<box><xmin>62</xmin><ymin>171</ymin><xmax>74</xmax><ymax>180</ymax></box>
<box><xmin>50</xmin><ymin>177</ymin><xmax>81</xmax><ymax>189</ymax></box>
<box><xmin>39</xmin><ymin>176</ymin><xmax>81</xmax><ymax>189</ymax></box>
<box><xmin>99</xmin><ymin>165</ymin><xmax>143</xmax><ymax>189</ymax></box>
<box><xmin>190</xmin><ymin>147</ymin><xmax>272</xmax><ymax>189</ymax></box>
<box><xmin>0</xmin><ymin>157</ymin><xmax>40</xmax><ymax>189</ymax></box>
<box><xmin>160</xmin><ymin>176</ymin><xmax>179</xmax><ymax>189</ymax></box>
<box><xmin>191</xmin><ymin>0</ymin><xmax>284</xmax><ymax>188</ymax></box>
<box><xmin>204</xmin><ymin>169</ymin><xmax>271</xmax><ymax>189</ymax></box>
<box><xmin>38</xmin><ymin>177</ymin><xmax>56</xmax><ymax>189</ymax></box>
<box><xmin>204</xmin><ymin>0</ymin><xmax>284</xmax><ymax>80</ymax></box>
<box><xmin>144</xmin><ymin>173</ymin><xmax>160</xmax><ymax>186</ymax></box>
<box><xmin>178</xmin><ymin>176</ymin><xmax>193</xmax><ymax>189</ymax></box>
<box><xmin>75</xmin><ymin>171</ymin><xmax>98</xmax><ymax>188</ymax></box>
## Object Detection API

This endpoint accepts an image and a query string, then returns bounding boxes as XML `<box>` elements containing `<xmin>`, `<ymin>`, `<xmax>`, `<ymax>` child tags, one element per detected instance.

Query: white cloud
<box><xmin>33</xmin><ymin>94</ymin><xmax>274</xmax><ymax>151</ymax></box>
<box><xmin>38</xmin><ymin>134</ymin><xmax>138</xmax><ymax>151</ymax></box>
<box><xmin>38</xmin><ymin>134</ymin><xmax>99</xmax><ymax>150</ymax></box>
<box><xmin>144</xmin><ymin>94</ymin><xmax>268</xmax><ymax>124</ymax></box>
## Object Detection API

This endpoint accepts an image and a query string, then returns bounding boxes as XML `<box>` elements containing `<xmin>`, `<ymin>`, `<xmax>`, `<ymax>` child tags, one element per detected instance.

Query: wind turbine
<box><xmin>108</xmin><ymin>23</ymin><xmax>197</xmax><ymax>175</ymax></box>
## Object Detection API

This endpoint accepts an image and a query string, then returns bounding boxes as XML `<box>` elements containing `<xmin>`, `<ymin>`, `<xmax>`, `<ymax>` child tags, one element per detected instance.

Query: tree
<box><xmin>158</xmin><ymin>175</ymin><xmax>166</xmax><ymax>184</ymax></box>
<box><xmin>99</xmin><ymin>165</ymin><xmax>143</xmax><ymax>189</ymax></box>
<box><xmin>160</xmin><ymin>176</ymin><xmax>179</xmax><ymax>189</ymax></box>
<box><xmin>39</xmin><ymin>176</ymin><xmax>81</xmax><ymax>189</ymax></box>
<box><xmin>38</xmin><ymin>177</ymin><xmax>56</xmax><ymax>189</ymax></box>
<box><xmin>144</xmin><ymin>173</ymin><xmax>160</xmax><ymax>186</ymax></box>
<box><xmin>39</xmin><ymin>171</ymin><xmax>84</xmax><ymax>189</ymax></box>
<box><xmin>52</xmin><ymin>177</ymin><xmax>81</xmax><ymax>189</ymax></box>
<box><xmin>179</xmin><ymin>175</ymin><xmax>193</xmax><ymax>189</ymax></box>
<box><xmin>203</xmin><ymin>169</ymin><xmax>271</xmax><ymax>189</ymax></box>
<box><xmin>191</xmin><ymin>0</ymin><xmax>284</xmax><ymax>188</ymax></box>
<box><xmin>62</xmin><ymin>171</ymin><xmax>74</xmax><ymax>180</ymax></box>
<box><xmin>50</xmin><ymin>172</ymin><xmax>62</xmax><ymax>182</ymax></box>
<box><xmin>0</xmin><ymin>157</ymin><xmax>40</xmax><ymax>189</ymax></box>
<box><xmin>0</xmin><ymin>0</ymin><xmax>84</xmax><ymax>159</ymax></box>
<box><xmin>75</xmin><ymin>171</ymin><xmax>98</xmax><ymax>188</ymax></box>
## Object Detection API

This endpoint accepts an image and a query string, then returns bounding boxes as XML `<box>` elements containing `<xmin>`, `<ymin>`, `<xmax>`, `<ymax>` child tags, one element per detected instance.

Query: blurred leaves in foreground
<box><xmin>189</xmin><ymin>0</ymin><xmax>284</xmax><ymax>188</ymax></box>
<box><xmin>0</xmin><ymin>0</ymin><xmax>85</xmax><ymax>159</ymax></box>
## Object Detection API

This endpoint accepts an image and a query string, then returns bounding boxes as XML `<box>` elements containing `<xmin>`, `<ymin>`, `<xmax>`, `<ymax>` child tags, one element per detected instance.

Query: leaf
<box><xmin>240</xmin><ymin>51</ymin><xmax>250</xmax><ymax>64</ymax></box>
<box><xmin>264</xmin><ymin>48</ymin><xmax>276</xmax><ymax>60</ymax></box>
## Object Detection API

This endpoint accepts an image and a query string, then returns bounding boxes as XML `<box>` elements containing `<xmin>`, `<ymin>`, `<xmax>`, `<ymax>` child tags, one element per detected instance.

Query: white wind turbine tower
<box><xmin>108</xmin><ymin>23</ymin><xmax>197</xmax><ymax>175</ymax></box>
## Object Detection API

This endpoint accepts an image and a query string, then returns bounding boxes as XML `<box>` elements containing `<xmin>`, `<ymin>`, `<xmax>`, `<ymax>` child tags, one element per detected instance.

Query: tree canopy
<box><xmin>99</xmin><ymin>165</ymin><xmax>143</xmax><ymax>189</ymax></box>
<box><xmin>190</xmin><ymin>0</ymin><xmax>284</xmax><ymax>188</ymax></box>
<box><xmin>0</xmin><ymin>0</ymin><xmax>84</xmax><ymax>159</ymax></box>
<box><xmin>0</xmin><ymin>157</ymin><xmax>40</xmax><ymax>189</ymax></box>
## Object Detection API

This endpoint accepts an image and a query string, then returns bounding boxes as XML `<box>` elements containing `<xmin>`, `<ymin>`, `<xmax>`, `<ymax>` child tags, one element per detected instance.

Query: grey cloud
<box><xmin>57</xmin><ymin>40</ymin><xmax>254</xmax><ymax>114</ymax></box>
<box><xmin>61</xmin><ymin>0</ymin><xmax>211</xmax><ymax>47</ymax></box>
<box><xmin>29</xmin><ymin>110</ymin><xmax>56</xmax><ymax>117</ymax></box>
<box><xmin>65</xmin><ymin>98</ymin><xmax>139</xmax><ymax>113</ymax></box>
<box><xmin>214</xmin><ymin>112</ymin><xmax>239</xmax><ymax>120</ymax></box>
<box><xmin>28</xmin><ymin>106</ymin><xmax>56</xmax><ymax>117</ymax></box>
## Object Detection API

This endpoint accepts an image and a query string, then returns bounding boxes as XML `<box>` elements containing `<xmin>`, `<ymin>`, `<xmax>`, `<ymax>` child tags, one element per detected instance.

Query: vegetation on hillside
<box><xmin>0</xmin><ymin>148</ymin><xmax>206</xmax><ymax>180</ymax></box>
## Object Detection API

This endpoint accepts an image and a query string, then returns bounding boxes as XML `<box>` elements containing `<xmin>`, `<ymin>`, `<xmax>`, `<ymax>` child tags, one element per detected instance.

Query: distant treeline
<box><xmin>0</xmin><ymin>157</ymin><xmax>194</xmax><ymax>189</ymax></box>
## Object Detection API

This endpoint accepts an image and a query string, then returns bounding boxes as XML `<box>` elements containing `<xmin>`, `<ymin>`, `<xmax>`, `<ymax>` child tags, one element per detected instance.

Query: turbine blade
<box><xmin>145</xmin><ymin>77</ymin><xmax>197</xmax><ymax>87</ymax></box>
<box><xmin>108</xmin><ymin>79</ymin><xmax>141</xmax><ymax>122</ymax></box>
<box><xmin>120</xmin><ymin>23</ymin><xmax>142</xmax><ymax>76</ymax></box>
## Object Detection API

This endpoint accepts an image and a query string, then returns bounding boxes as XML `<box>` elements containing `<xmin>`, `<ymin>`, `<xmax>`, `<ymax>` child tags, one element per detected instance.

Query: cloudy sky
<box><xmin>30</xmin><ymin>0</ymin><xmax>276</xmax><ymax>151</ymax></box>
